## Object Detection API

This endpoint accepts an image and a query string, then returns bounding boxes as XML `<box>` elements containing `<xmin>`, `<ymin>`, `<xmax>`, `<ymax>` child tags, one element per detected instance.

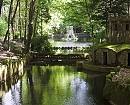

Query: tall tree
<box><xmin>2</xmin><ymin>0</ymin><xmax>13</xmax><ymax>50</ymax></box>
<box><xmin>0</xmin><ymin>0</ymin><xmax>4</xmax><ymax>15</ymax></box>
<box><xmin>3</xmin><ymin>0</ymin><xmax>20</xmax><ymax>48</ymax></box>
<box><xmin>26</xmin><ymin>0</ymin><xmax>51</xmax><ymax>52</ymax></box>
<box><xmin>18</xmin><ymin>1</ymin><xmax>22</xmax><ymax>40</ymax></box>
<box><xmin>24</xmin><ymin>0</ymin><xmax>28</xmax><ymax>46</ymax></box>
<box><xmin>10</xmin><ymin>0</ymin><xmax>20</xmax><ymax>39</ymax></box>
<box><xmin>26</xmin><ymin>0</ymin><xmax>36</xmax><ymax>53</ymax></box>
<box><xmin>36</xmin><ymin>0</ymin><xmax>51</xmax><ymax>36</ymax></box>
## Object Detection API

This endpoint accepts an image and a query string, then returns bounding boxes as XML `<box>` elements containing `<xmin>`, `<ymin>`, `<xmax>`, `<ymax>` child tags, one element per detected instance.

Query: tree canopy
<box><xmin>0</xmin><ymin>0</ymin><xmax>129</xmax><ymax>52</ymax></box>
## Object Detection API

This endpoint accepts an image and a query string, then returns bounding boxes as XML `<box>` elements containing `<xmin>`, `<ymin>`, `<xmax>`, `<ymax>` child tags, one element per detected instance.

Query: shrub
<box><xmin>31</xmin><ymin>36</ymin><xmax>54</xmax><ymax>53</ymax></box>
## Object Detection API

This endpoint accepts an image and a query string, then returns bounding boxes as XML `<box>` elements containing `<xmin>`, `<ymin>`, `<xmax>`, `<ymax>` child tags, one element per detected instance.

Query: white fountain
<box><xmin>62</xmin><ymin>26</ymin><xmax>78</xmax><ymax>41</ymax></box>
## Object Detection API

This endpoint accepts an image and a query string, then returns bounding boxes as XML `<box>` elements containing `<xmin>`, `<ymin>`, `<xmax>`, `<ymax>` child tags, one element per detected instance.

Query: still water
<box><xmin>49</xmin><ymin>40</ymin><xmax>92</xmax><ymax>54</ymax></box>
<box><xmin>50</xmin><ymin>40</ymin><xmax>92</xmax><ymax>47</ymax></box>
<box><xmin>0</xmin><ymin>66</ymin><xmax>110</xmax><ymax>105</ymax></box>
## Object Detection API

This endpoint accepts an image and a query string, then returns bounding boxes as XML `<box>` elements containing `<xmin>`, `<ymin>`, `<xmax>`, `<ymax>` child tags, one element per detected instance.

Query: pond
<box><xmin>0</xmin><ymin>65</ymin><xmax>110</xmax><ymax>105</ymax></box>
<box><xmin>49</xmin><ymin>40</ymin><xmax>92</xmax><ymax>47</ymax></box>
<box><xmin>49</xmin><ymin>40</ymin><xmax>92</xmax><ymax>54</ymax></box>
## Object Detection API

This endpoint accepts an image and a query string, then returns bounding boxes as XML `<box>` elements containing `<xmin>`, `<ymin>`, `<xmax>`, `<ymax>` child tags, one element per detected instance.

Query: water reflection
<box><xmin>50</xmin><ymin>41</ymin><xmax>92</xmax><ymax>54</ymax></box>
<box><xmin>2</xmin><ymin>80</ymin><xmax>21</xmax><ymax>105</ymax></box>
<box><xmin>0</xmin><ymin>72</ymin><xmax>23</xmax><ymax>105</ymax></box>
<box><xmin>67</xmin><ymin>78</ymin><xmax>90</xmax><ymax>105</ymax></box>
<box><xmin>50</xmin><ymin>41</ymin><xmax>92</xmax><ymax>47</ymax></box>
<box><xmin>0</xmin><ymin>66</ymin><xmax>110</xmax><ymax>105</ymax></box>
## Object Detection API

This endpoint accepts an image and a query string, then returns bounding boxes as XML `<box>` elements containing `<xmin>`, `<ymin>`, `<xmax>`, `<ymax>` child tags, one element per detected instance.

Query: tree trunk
<box><xmin>33</xmin><ymin>9</ymin><xmax>38</xmax><ymax>37</ymax></box>
<box><xmin>24</xmin><ymin>0</ymin><xmax>28</xmax><ymax>46</ymax></box>
<box><xmin>2</xmin><ymin>0</ymin><xmax>13</xmax><ymax>50</ymax></box>
<box><xmin>91</xmin><ymin>24</ymin><xmax>95</xmax><ymax>63</ymax></box>
<box><xmin>3</xmin><ymin>0</ymin><xmax>20</xmax><ymax>46</ymax></box>
<box><xmin>26</xmin><ymin>0</ymin><xmax>36</xmax><ymax>53</ymax></box>
<box><xmin>0</xmin><ymin>0</ymin><xmax>3</xmax><ymax>15</ymax></box>
<box><xmin>19</xmin><ymin>1</ymin><xmax>22</xmax><ymax>40</ymax></box>
<box><xmin>11</xmin><ymin>0</ymin><xmax>20</xmax><ymax>40</ymax></box>
<box><xmin>40</xmin><ymin>9</ymin><xmax>43</xmax><ymax>36</ymax></box>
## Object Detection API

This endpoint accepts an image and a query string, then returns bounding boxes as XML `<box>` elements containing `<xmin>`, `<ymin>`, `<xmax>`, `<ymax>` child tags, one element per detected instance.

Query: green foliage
<box><xmin>10</xmin><ymin>41</ymin><xmax>15</xmax><ymax>51</ymax></box>
<box><xmin>57</xmin><ymin>0</ymin><xmax>129</xmax><ymax>40</ymax></box>
<box><xmin>94</xmin><ymin>42</ymin><xmax>109</xmax><ymax>50</ymax></box>
<box><xmin>1</xmin><ymin>0</ymin><xmax>129</xmax><ymax>49</ymax></box>
<box><xmin>31</xmin><ymin>35</ymin><xmax>54</xmax><ymax>53</ymax></box>
<box><xmin>14</xmin><ymin>32</ymin><xmax>20</xmax><ymax>39</ymax></box>
<box><xmin>0</xmin><ymin>17</ymin><xmax>7</xmax><ymax>36</ymax></box>
<box><xmin>2</xmin><ymin>59</ymin><xmax>9</xmax><ymax>65</ymax></box>
<box><xmin>95</xmin><ymin>0</ymin><xmax>128</xmax><ymax>26</ymax></box>
<box><xmin>106</xmin><ymin>73</ymin><xmax>112</xmax><ymax>81</ymax></box>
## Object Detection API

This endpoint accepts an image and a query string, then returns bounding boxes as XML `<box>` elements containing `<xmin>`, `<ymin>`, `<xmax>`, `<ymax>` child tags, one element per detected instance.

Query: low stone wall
<box><xmin>95</xmin><ymin>48</ymin><xmax>130</xmax><ymax>66</ymax></box>
<box><xmin>0</xmin><ymin>53</ymin><xmax>33</xmax><ymax>98</ymax></box>
<box><xmin>0</xmin><ymin>59</ymin><xmax>26</xmax><ymax>82</ymax></box>
<box><xmin>95</xmin><ymin>48</ymin><xmax>116</xmax><ymax>66</ymax></box>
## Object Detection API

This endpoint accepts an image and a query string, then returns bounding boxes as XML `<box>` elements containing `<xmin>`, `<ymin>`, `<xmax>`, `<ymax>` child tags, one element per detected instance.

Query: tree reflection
<box><xmin>21</xmin><ymin>66</ymin><xmax>107</xmax><ymax>105</ymax></box>
<box><xmin>22</xmin><ymin>66</ymin><xmax>83</xmax><ymax>105</ymax></box>
<box><xmin>26</xmin><ymin>67</ymin><xmax>36</xmax><ymax>105</ymax></box>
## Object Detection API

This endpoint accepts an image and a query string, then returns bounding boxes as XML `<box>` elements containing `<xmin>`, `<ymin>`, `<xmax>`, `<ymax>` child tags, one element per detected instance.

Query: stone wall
<box><xmin>95</xmin><ymin>48</ymin><xmax>130</xmax><ymax>66</ymax></box>
<box><xmin>0</xmin><ymin>59</ymin><xmax>25</xmax><ymax>82</ymax></box>
<box><xmin>95</xmin><ymin>48</ymin><xmax>116</xmax><ymax>66</ymax></box>
<box><xmin>108</xmin><ymin>13</ymin><xmax>130</xmax><ymax>44</ymax></box>
<box><xmin>118</xmin><ymin>49</ymin><xmax>130</xmax><ymax>66</ymax></box>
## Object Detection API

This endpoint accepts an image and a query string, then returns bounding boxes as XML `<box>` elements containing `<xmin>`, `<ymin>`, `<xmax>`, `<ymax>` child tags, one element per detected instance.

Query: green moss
<box><xmin>94</xmin><ymin>42</ymin><xmax>109</xmax><ymax>50</ymax></box>
<box><xmin>95</xmin><ymin>43</ymin><xmax>130</xmax><ymax>52</ymax></box>
<box><xmin>106</xmin><ymin>72</ymin><xmax>116</xmax><ymax>81</ymax></box>
<box><xmin>106</xmin><ymin>74</ymin><xmax>112</xmax><ymax>81</ymax></box>
<box><xmin>103</xmin><ymin>44</ymin><xmax>130</xmax><ymax>52</ymax></box>
<box><xmin>111</xmin><ymin>72</ymin><xmax>116</xmax><ymax>77</ymax></box>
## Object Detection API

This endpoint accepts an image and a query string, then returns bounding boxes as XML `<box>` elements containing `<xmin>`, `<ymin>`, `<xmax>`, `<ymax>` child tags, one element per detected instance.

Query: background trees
<box><xmin>0</xmin><ymin>0</ymin><xmax>52</xmax><ymax>53</ymax></box>
<box><xmin>0</xmin><ymin>0</ymin><xmax>130</xmax><ymax>53</ymax></box>
<box><xmin>59</xmin><ymin>0</ymin><xmax>129</xmax><ymax>43</ymax></box>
